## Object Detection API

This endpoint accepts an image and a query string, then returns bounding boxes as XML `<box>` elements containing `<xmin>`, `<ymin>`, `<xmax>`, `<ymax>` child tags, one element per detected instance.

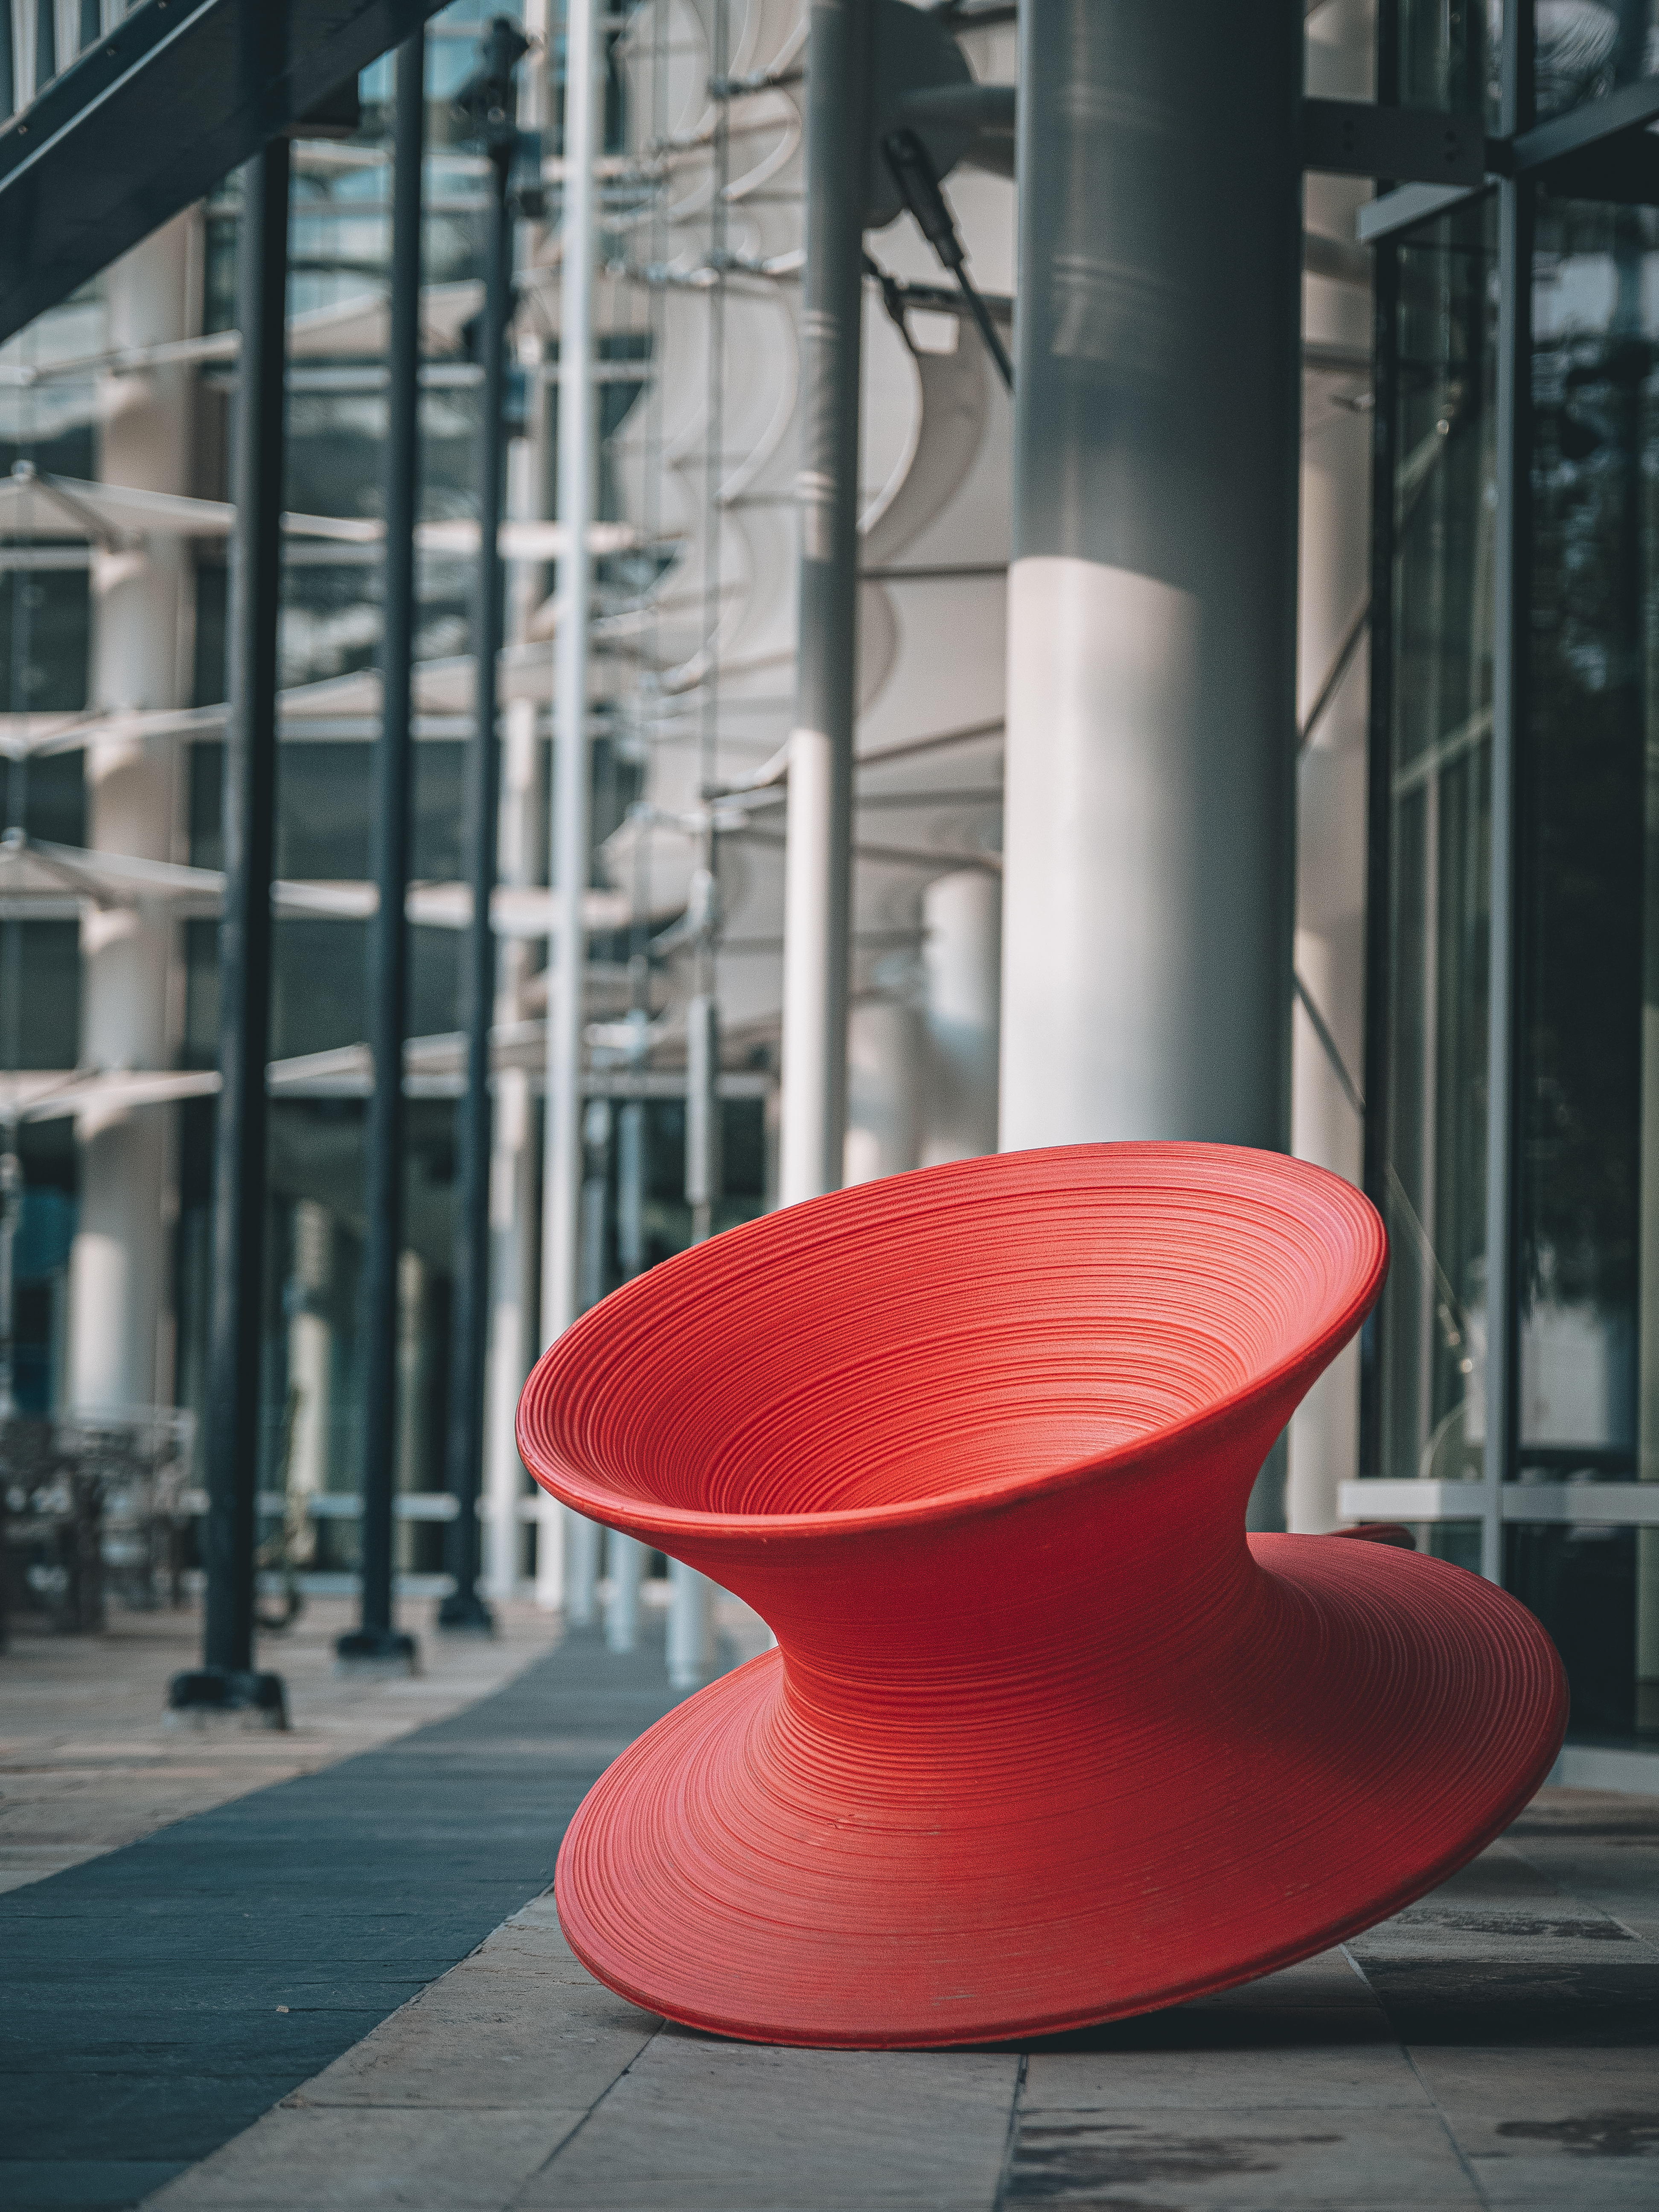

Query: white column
<box><xmin>285</xmin><ymin>1199</ymin><xmax>333</xmax><ymax>1506</ymax></box>
<box><xmin>667</xmin><ymin>1556</ymin><xmax>714</xmax><ymax>1688</ymax></box>
<box><xmin>605</xmin><ymin>1530</ymin><xmax>646</xmax><ymax>1652</ymax></box>
<box><xmin>69</xmin><ymin>212</ymin><xmax>199</xmax><ymax>1413</ymax></box>
<box><xmin>1286</xmin><ymin>431</ymin><xmax>1370</xmax><ymax>1535</ymax></box>
<box><xmin>920</xmin><ymin>869</ymin><xmax>1000</xmax><ymax>1166</ymax></box>
<box><xmin>482</xmin><ymin>700</ymin><xmax>540</xmax><ymax>1598</ymax></box>
<box><xmin>1286</xmin><ymin>0</ymin><xmax>1375</xmax><ymax>1537</ymax></box>
<box><xmin>780</xmin><ymin>728</ymin><xmax>851</xmax><ymax>1204</ymax></box>
<box><xmin>541</xmin><ymin>0</ymin><xmax>601</xmax><ymax>1616</ymax></box>
<box><xmin>844</xmin><ymin>1000</ymin><xmax>921</xmax><ymax>1185</ymax></box>
<box><xmin>777</xmin><ymin>0</ymin><xmax>872</xmax><ymax>1208</ymax></box>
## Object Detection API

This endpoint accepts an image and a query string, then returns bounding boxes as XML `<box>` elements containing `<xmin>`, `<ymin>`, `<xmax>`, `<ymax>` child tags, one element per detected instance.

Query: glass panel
<box><xmin>1400</xmin><ymin>1</ymin><xmax>1659</xmax><ymax>128</ymax></box>
<box><xmin>1531</xmin><ymin>0</ymin><xmax>1657</xmax><ymax>122</ymax></box>
<box><xmin>1507</xmin><ymin>1522</ymin><xmax>1650</xmax><ymax>1738</ymax></box>
<box><xmin>1397</xmin><ymin>0</ymin><xmax>1499</xmax><ymax>121</ymax></box>
<box><xmin>1520</xmin><ymin>193</ymin><xmax>1659</xmax><ymax>1739</ymax></box>
<box><xmin>1379</xmin><ymin>195</ymin><xmax>1500</xmax><ymax>1495</ymax></box>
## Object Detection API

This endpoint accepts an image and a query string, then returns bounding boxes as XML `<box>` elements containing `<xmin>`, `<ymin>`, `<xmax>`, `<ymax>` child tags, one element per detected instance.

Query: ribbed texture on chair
<box><xmin>517</xmin><ymin>1144</ymin><xmax>1568</xmax><ymax>2049</ymax></box>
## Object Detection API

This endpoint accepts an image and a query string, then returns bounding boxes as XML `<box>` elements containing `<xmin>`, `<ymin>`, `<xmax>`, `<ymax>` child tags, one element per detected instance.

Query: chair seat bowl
<box><xmin>517</xmin><ymin>1144</ymin><xmax>1567</xmax><ymax>2048</ymax></box>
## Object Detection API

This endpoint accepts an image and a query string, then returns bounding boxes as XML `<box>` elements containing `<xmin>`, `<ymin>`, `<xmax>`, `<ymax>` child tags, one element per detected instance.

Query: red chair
<box><xmin>518</xmin><ymin>1144</ymin><xmax>1567</xmax><ymax>2049</ymax></box>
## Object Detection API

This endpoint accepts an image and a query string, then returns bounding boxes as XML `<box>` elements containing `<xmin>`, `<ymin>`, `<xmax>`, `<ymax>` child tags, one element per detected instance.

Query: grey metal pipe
<box><xmin>544</xmin><ymin>0</ymin><xmax>601</xmax><ymax>1349</ymax></box>
<box><xmin>343</xmin><ymin>29</ymin><xmax>425</xmax><ymax>1670</ymax></box>
<box><xmin>441</xmin><ymin>88</ymin><xmax>514</xmax><ymax>1637</ymax></box>
<box><xmin>779</xmin><ymin>0</ymin><xmax>873</xmax><ymax>1207</ymax></box>
<box><xmin>1479</xmin><ymin>3</ymin><xmax>1536</xmax><ymax>1585</ymax></box>
<box><xmin>544</xmin><ymin>0</ymin><xmax>602</xmax><ymax>1626</ymax></box>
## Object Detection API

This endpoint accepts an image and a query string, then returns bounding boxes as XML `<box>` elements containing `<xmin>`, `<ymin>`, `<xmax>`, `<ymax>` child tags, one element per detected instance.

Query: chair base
<box><xmin>555</xmin><ymin>1536</ymin><xmax>1566</xmax><ymax>2049</ymax></box>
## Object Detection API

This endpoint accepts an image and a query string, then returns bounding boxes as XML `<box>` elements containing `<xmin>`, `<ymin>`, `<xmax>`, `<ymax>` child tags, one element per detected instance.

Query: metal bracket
<box><xmin>1348</xmin><ymin>76</ymin><xmax>1659</xmax><ymax>246</ymax></box>
<box><xmin>1302</xmin><ymin>99</ymin><xmax>1487</xmax><ymax>187</ymax></box>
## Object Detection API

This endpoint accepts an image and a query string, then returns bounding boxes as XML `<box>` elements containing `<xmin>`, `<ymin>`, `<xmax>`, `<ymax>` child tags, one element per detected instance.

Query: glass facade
<box><xmin>1394</xmin><ymin>2</ymin><xmax>1659</xmax><ymax>125</ymax></box>
<box><xmin>1378</xmin><ymin>195</ymin><xmax>1497</xmax><ymax>1526</ymax></box>
<box><xmin>0</xmin><ymin>0</ymin><xmax>768</xmax><ymax>1593</ymax></box>
<box><xmin>1373</xmin><ymin>4</ymin><xmax>1659</xmax><ymax>1746</ymax></box>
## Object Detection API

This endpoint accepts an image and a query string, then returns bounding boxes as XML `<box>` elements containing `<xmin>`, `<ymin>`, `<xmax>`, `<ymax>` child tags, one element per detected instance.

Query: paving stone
<box><xmin>293</xmin><ymin>1916</ymin><xmax>661</xmax><ymax>2111</ymax></box>
<box><xmin>0</xmin><ymin>1599</ymin><xmax>563</xmax><ymax>1899</ymax></box>
<box><xmin>1001</xmin><ymin>2102</ymin><xmax>1484</xmax><ymax>2209</ymax></box>
<box><xmin>1026</xmin><ymin>1955</ymin><xmax>1415</xmax><ymax>2106</ymax></box>
<box><xmin>1405</xmin><ymin>2044</ymin><xmax>1659</xmax><ymax>2179</ymax></box>
<box><xmin>143</xmin><ymin>2108</ymin><xmax>588</xmax><ymax>2211</ymax></box>
<box><xmin>11</xmin><ymin>1597</ymin><xmax>1659</xmax><ymax>2212</ymax></box>
<box><xmin>0</xmin><ymin>2165</ymin><xmax>189</xmax><ymax>2210</ymax></box>
<box><xmin>0</xmin><ymin>1624</ymin><xmax>699</xmax><ymax>2209</ymax></box>
<box><xmin>512</xmin><ymin>2030</ymin><xmax>1020</xmax><ymax>2211</ymax></box>
<box><xmin>1350</xmin><ymin>1841</ymin><xmax>1644</xmax><ymax>1966</ymax></box>
<box><xmin>1470</xmin><ymin>2163</ymin><xmax>1659</xmax><ymax>2209</ymax></box>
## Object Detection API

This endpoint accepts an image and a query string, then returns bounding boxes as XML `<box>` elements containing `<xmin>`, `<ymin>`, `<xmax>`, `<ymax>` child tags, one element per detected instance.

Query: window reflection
<box><xmin>1522</xmin><ymin>195</ymin><xmax>1659</xmax><ymax>1736</ymax></box>
<box><xmin>1381</xmin><ymin>195</ymin><xmax>1498</xmax><ymax>1500</ymax></box>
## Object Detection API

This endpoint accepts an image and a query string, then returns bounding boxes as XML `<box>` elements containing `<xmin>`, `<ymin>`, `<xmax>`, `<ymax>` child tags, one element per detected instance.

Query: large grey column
<box><xmin>778</xmin><ymin>0</ymin><xmax>873</xmax><ymax>1206</ymax></box>
<box><xmin>1000</xmin><ymin>1</ymin><xmax>1302</xmax><ymax>1155</ymax></box>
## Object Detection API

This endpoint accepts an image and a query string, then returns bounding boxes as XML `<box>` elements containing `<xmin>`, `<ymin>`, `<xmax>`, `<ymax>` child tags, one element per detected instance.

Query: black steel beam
<box><xmin>1510</xmin><ymin>70</ymin><xmax>1659</xmax><ymax>174</ymax></box>
<box><xmin>1528</xmin><ymin>129</ymin><xmax>1659</xmax><ymax>206</ymax></box>
<box><xmin>440</xmin><ymin>46</ymin><xmax>517</xmax><ymax>1637</ymax></box>
<box><xmin>169</xmin><ymin>140</ymin><xmax>290</xmax><ymax>1726</ymax></box>
<box><xmin>0</xmin><ymin>0</ymin><xmax>449</xmax><ymax>345</ymax></box>
<box><xmin>339</xmin><ymin>30</ymin><xmax>423</xmax><ymax>1674</ymax></box>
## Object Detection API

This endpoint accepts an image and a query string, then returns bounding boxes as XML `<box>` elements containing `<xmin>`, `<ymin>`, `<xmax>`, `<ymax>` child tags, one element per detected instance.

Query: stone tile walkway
<box><xmin>136</xmin><ymin>1796</ymin><xmax>1659</xmax><ymax>2212</ymax></box>
<box><xmin>3</xmin><ymin>1606</ymin><xmax>1656</xmax><ymax>2212</ymax></box>
<box><xmin>0</xmin><ymin>1596</ymin><xmax>562</xmax><ymax>1893</ymax></box>
<box><xmin>140</xmin><ymin>1796</ymin><xmax>1659</xmax><ymax>2212</ymax></box>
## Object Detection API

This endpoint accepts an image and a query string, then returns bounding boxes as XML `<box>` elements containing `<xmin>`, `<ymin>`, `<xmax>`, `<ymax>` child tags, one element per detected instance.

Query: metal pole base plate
<box><xmin>436</xmin><ymin>1589</ymin><xmax>496</xmax><ymax>1635</ymax></box>
<box><xmin>167</xmin><ymin>1667</ymin><xmax>289</xmax><ymax>1729</ymax></box>
<box><xmin>335</xmin><ymin>1628</ymin><xmax>421</xmax><ymax>1673</ymax></box>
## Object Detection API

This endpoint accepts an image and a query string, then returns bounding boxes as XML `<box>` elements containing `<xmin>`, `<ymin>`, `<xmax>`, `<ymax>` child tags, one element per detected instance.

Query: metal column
<box><xmin>1358</xmin><ymin>4</ymin><xmax>1401</xmax><ymax>1490</ymax></box>
<box><xmin>341</xmin><ymin>31</ymin><xmax>425</xmax><ymax>1669</ymax></box>
<box><xmin>170</xmin><ymin>142</ymin><xmax>291</xmax><ymax>1725</ymax></box>
<box><xmin>1480</xmin><ymin>5</ymin><xmax>1536</xmax><ymax>1585</ymax></box>
<box><xmin>544</xmin><ymin>0</ymin><xmax>602</xmax><ymax>1621</ymax></box>
<box><xmin>777</xmin><ymin>0</ymin><xmax>873</xmax><ymax>1207</ymax></box>
<box><xmin>999</xmin><ymin>0</ymin><xmax>1303</xmax><ymax>1158</ymax></box>
<box><xmin>441</xmin><ymin>32</ymin><xmax>520</xmax><ymax>1635</ymax></box>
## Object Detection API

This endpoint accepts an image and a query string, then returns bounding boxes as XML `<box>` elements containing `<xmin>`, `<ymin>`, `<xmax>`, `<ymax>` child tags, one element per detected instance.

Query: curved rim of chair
<box><xmin>517</xmin><ymin>1144</ymin><xmax>1389</xmax><ymax>1547</ymax></box>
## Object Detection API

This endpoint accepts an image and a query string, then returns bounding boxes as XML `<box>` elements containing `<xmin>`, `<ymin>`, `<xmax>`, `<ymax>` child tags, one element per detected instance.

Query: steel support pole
<box><xmin>1359</xmin><ymin>1</ymin><xmax>1400</xmax><ymax>1488</ymax></box>
<box><xmin>440</xmin><ymin>132</ymin><xmax>511</xmax><ymax>1635</ymax></box>
<box><xmin>170</xmin><ymin>142</ymin><xmax>291</xmax><ymax>1726</ymax></box>
<box><xmin>341</xmin><ymin>31</ymin><xmax>425</xmax><ymax>1669</ymax></box>
<box><xmin>1481</xmin><ymin>6</ymin><xmax>1535</xmax><ymax>1585</ymax></box>
<box><xmin>544</xmin><ymin>0</ymin><xmax>601</xmax><ymax>1620</ymax></box>
<box><xmin>778</xmin><ymin>0</ymin><xmax>872</xmax><ymax>1208</ymax></box>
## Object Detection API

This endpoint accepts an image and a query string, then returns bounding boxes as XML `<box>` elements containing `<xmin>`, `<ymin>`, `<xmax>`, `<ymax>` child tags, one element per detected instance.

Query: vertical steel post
<box><xmin>441</xmin><ymin>105</ymin><xmax>513</xmax><ymax>1635</ymax></box>
<box><xmin>778</xmin><ymin>0</ymin><xmax>873</xmax><ymax>1207</ymax></box>
<box><xmin>342</xmin><ymin>31</ymin><xmax>425</xmax><ymax>1668</ymax></box>
<box><xmin>1481</xmin><ymin>4</ymin><xmax>1535</xmax><ymax>1584</ymax></box>
<box><xmin>1359</xmin><ymin>0</ymin><xmax>1399</xmax><ymax>1484</ymax></box>
<box><xmin>544</xmin><ymin>0</ymin><xmax>598</xmax><ymax>1346</ymax></box>
<box><xmin>171</xmin><ymin>142</ymin><xmax>291</xmax><ymax>1725</ymax></box>
<box><xmin>544</xmin><ymin>0</ymin><xmax>602</xmax><ymax>1620</ymax></box>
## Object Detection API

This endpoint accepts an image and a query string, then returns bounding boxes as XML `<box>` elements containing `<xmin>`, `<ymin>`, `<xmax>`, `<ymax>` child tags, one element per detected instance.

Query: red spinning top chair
<box><xmin>517</xmin><ymin>1144</ymin><xmax>1567</xmax><ymax>2049</ymax></box>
